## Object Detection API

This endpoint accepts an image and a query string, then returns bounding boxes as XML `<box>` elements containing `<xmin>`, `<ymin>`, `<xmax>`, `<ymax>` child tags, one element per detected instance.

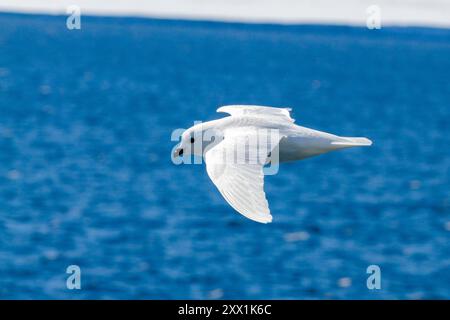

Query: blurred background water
<box><xmin>0</xmin><ymin>13</ymin><xmax>449</xmax><ymax>299</ymax></box>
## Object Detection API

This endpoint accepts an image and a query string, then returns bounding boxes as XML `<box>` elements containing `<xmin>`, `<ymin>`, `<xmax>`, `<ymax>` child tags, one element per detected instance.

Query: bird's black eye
<box><xmin>190</xmin><ymin>137</ymin><xmax>195</xmax><ymax>143</ymax></box>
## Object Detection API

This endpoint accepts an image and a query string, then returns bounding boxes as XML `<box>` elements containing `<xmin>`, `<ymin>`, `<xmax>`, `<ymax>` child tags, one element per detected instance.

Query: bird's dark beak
<box><xmin>174</xmin><ymin>148</ymin><xmax>183</xmax><ymax>158</ymax></box>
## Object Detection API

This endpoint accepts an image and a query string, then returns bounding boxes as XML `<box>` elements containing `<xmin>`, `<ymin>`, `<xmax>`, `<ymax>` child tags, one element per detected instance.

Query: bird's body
<box><xmin>174</xmin><ymin>105</ymin><xmax>372</xmax><ymax>223</ymax></box>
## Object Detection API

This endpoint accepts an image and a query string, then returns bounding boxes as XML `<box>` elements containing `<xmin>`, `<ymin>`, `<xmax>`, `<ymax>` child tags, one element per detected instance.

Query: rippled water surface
<box><xmin>0</xmin><ymin>13</ymin><xmax>449</xmax><ymax>299</ymax></box>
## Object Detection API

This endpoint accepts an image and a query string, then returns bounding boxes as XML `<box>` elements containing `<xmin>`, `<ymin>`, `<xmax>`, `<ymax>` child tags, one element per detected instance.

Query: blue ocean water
<box><xmin>0</xmin><ymin>13</ymin><xmax>449</xmax><ymax>299</ymax></box>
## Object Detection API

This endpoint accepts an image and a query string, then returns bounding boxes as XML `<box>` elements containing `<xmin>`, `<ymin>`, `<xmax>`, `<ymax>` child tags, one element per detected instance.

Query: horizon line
<box><xmin>0</xmin><ymin>0</ymin><xmax>449</xmax><ymax>29</ymax></box>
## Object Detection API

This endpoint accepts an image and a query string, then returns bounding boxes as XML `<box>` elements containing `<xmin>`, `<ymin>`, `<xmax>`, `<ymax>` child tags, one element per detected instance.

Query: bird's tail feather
<box><xmin>331</xmin><ymin>137</ymin><xmax>373</xmax><ymax>146</ymax></box>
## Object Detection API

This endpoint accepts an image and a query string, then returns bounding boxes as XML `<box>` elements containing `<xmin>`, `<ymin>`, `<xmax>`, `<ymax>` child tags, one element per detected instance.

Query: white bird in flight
<box><xmin>174</xmin><ymin>105</ymin><xmax>372</xmax><ymax>223</ymax></box>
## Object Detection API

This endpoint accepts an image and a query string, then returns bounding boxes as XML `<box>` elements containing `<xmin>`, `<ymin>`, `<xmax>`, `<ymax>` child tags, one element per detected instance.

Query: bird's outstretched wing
<box><xmin>204</xmin><ymin>128</ymin><xmax>283</xmax><ymax>223</ymax></box>
<box><xmin>217</xmin><ymin>105</ymin><xmax>295</xmax><ymax>123</ymax></box>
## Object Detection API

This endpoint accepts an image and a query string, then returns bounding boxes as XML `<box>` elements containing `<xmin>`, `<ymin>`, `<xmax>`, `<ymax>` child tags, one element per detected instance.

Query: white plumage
<box><xmin>174</xmin><ymin>105</ymin><xmax>372</xmax><ymax>223</ymax></box>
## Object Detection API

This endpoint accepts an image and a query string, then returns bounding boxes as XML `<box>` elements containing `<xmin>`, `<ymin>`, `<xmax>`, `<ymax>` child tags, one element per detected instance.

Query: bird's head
<box><xmin>173</xmin><ymin>121</ymin><xmax>222</xmax><ymax>160</ymax></box>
